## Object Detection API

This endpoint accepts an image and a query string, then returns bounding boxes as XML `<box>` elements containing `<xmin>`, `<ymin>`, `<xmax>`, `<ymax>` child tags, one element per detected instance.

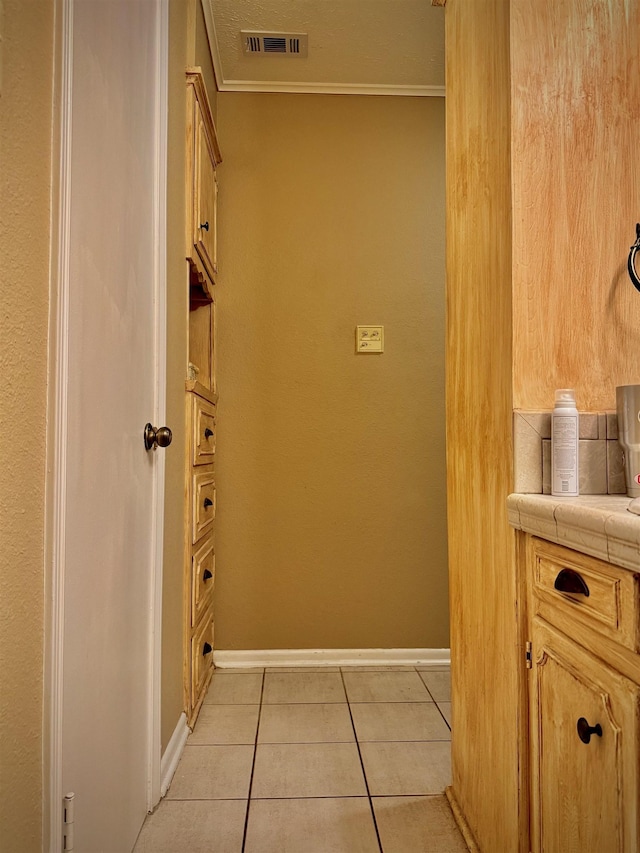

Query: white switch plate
<box><xmin>356</xmin><ymin>325</ymin><xmax>384</xmax><ymax>353</ymax></box>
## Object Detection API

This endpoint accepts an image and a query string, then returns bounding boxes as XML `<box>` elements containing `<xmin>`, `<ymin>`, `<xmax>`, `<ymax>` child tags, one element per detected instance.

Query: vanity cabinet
<box><xmin>186</xmin><ymin>68</ymin><xmax>221</xmax><ymax>306</ymax></box>
<box><xmin>526</xmin><ymin>537</ymin><xmax>640</xmax><ymax>853</ymax></box>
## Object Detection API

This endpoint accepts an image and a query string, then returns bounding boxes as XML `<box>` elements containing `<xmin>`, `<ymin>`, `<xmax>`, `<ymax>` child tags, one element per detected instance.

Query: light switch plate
<box><xmin>356</xmin><ymin>325</ymin><xmax>384</xmax><ymax>353</ymax></box>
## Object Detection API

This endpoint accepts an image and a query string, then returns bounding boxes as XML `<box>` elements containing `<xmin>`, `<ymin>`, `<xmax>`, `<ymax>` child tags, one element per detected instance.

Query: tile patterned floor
<box><xmin>134</xmin><ymin>666</ymin><xmax>467</xmax><ymax>852</ymax></box>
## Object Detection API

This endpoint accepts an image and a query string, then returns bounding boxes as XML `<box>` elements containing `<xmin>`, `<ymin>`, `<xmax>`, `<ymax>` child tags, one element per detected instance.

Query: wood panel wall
<box><xmin>445</xmin><ymin>1</ymin><xmax>525</xmax><ymax>850</ymax></box>
<box><xmin>511</xmin><ymin>0</ymin><xmax>640</xmax><ymax>411</ymax></box>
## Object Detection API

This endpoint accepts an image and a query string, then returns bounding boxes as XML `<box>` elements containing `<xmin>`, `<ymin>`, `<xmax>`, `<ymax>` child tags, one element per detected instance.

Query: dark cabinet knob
<box><xmin>144</xmin><ymin>423</ymin><xmax>173</xmax><ymax>451</ymax></box>
<box><xmin>204</xmin><ymin>497</ymin><xmax>213</xmax><ymax>509</ymax></box>
<box><xmin>202</xmin><ymin>642</ymin><xmax>212</xmax><ymax>656</ymax></box>
<box><xmin>200</xmin><ymin>221</ymin><xmax>209</xmax><ymax>231</ymax></box>
<box><xmin>554</xmin><ymin>568</ymin><xmax>590</xmax><ymax>597</ymax></box>
<box><xmin>204</xmin><ymin>428</ymin><xmax>214</xmax><ymax>439</ymax></box>
<box><xmin>577</xmin><ymin>717</ymin><xmax>602</xmax><ymax>744</ymax></box>
<box><xmin>203</xmin><ymin>569</ymin><xmax>213</xmax><ymax>581</ymax></box>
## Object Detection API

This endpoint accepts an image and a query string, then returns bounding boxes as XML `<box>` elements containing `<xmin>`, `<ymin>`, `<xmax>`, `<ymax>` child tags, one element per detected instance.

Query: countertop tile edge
<box><xmin>507</xmin><ymin>494</ymin><xmax>640</xmax><ymax>570</ymax></box>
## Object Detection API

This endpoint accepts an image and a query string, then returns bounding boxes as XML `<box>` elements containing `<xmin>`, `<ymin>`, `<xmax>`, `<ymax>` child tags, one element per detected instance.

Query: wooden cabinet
<box><xmin>527</xmin><ymin>537</ymin><xmax>640</xmax><ymax>853</ymax></box>
<box><xmin>193</xmin><ymin>111</ymin><xmax>218</xmax><ymax>282</ymax></box>
<box><xmin>186</xmin><ymin>68</ymin><xmax>221</xmax><ymax>308</ymax></box>
<box><xmin>183</xmin><ymin>69</ymin><xmax>221</xmax><ymax>728</ymax></box>
<box><xmin>184</xmin><ymin>386</ymin><xmax>217</xmax><ymax>725</ymax></box>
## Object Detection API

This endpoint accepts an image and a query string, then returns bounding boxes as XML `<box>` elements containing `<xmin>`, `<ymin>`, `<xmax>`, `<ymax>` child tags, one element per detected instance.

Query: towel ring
<box><xmin>628</xmin><ymin>223</ymin><xmax>640</xmax><ymax>293</ymax></box>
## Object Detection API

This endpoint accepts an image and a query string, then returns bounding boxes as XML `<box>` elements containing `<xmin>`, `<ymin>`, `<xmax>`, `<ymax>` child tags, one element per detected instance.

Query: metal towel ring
<box><xmin>628</xmin><ymin>223</ymin><xmax>640</xmax><ymax>293</ymax></box>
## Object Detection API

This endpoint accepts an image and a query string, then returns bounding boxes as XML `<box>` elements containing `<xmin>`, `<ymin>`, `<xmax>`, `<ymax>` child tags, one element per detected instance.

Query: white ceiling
<box><xmin>203</xmin><ymin>0</ymin><xmax>445</xmax><ymax>97</ymax></box>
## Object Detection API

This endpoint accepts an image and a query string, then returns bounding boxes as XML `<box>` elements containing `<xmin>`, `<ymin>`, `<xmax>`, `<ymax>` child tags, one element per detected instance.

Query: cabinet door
<box><xmin>530</xmin><ymin>619</ymin><xmax>639</xmax><ymax>853</ymax></box>
<box><xmin>194</xmin><ymin>108</ymin><xmax>218</xmax><ymax>283</ymax></box>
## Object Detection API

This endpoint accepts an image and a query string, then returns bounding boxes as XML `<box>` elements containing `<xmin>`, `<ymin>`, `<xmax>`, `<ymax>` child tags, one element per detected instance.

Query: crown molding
<box><xmin>217</xmin><ymin>79</ymin><xmax>445</xmax><ymax>97</ymax></box>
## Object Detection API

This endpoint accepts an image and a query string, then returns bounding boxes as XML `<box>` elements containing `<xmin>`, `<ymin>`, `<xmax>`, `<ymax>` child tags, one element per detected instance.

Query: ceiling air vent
<box><xmin>240</xmin><ymin>31</ymin><xmax>308</xmax><ymax>58</ymax></box>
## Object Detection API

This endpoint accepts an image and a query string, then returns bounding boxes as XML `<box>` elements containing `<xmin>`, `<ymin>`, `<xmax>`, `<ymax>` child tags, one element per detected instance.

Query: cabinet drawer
<box><xmin>192</xmin><ymin>395</ymin><xmax>216</xmax><ymax>466</ymax></box>
<box><xmin>192</xmin><ymin>470</ymin><xmax>215</xmax><ymax>544</ymax></box>
<box><xmin>191</xmin><ymin>606</ymin><xmax>214</xmax><ymax>709</ymax></box>
<box><xmin>192</xmin><ymin>537</ymin><xmax>215</xmax><ymax>628</ymax></box>
<box><xmin>531</xmin><ymin>538</ymin><xmax>640</xmax><ymax>652</ymax></box>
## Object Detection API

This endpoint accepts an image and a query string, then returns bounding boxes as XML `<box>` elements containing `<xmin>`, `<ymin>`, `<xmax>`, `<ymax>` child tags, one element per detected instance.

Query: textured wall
<box><xmin>0</xmin><ymin>0</ymin><xmax>54</xmax><ymax>846</ymax></box>
<box><xmin>215</xmin><ymin>92</ymin><xmax>448</xmax><ymax>650</ymax></box>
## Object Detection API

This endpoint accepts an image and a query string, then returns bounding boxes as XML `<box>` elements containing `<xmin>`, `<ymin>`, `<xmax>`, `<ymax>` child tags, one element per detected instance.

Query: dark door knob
<box><xmin>577</xmin><ymin>717</ymin><xmax>602</xmax><ymax>744</ymax></box>
<box><xmin>144</xmin><ymin>423</ymin><xmax>173</xmax><ymax>451</ymax></box>
<box><xmin>204</xmin><ymin>497</ymin><xmax>213</xmax><ymax>508</ymax></box>
<box><xmin>204</xmin><ymin>428</ymin><xmax>214</xmax><ymax>439</ymax></box>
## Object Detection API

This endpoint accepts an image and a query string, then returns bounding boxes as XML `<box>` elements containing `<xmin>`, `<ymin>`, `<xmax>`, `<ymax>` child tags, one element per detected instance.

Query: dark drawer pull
<box><xmin>577</xmin><ymin>717</ymin><xmax>602</xmax><ymax>744</ymax></box>
<box><xmin>202</xmin><ymin>642</ymin><xmax>212</xmax><ymax>656</ymax></box>
<box><xmin>554</xmin><ymin>568</ymin><xmax>590</xmax><ymax>597</ymax></box>
<box><xmin>204</xmin><ymin>428</ymin><xmax>214</xmax><ymax>439</ymax></box>
<box><xmin>203</xmin><ymin>568</ymin><xmax>213</xmax><ymax>581</ymax></box>
<box><xmin>204</xmin><ymin>497</ymin><xmax>213</xmax><ymax>508</ymax></box>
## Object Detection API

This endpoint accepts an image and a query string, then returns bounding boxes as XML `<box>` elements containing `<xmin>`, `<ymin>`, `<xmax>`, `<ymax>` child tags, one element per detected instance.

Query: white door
<box><xmin>56</xmin><ymin>1</ymin><xmax>167</xmax><ymax>850</ymax></box>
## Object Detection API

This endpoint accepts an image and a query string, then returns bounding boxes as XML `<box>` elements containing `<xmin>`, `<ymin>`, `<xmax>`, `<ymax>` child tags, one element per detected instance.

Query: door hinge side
<box><xmin>63</xmin><ymin>792</ymin><xmax>75</xmax><ymax>852</ymax></box>
<box><xmin>525</xmin><ymin>640</ymin><xmax>533</xmax><ymax>669</ymax></box>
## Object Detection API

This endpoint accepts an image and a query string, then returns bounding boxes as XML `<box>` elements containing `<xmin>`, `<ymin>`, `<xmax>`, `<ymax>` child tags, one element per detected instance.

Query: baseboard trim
<box><xmin>213</xmin><ymin>648</ymin><xmax>450</xmax><ymax>668</ymax></box>
<box><xmin>160</xmin><ymin>712</ymin><xmax>189</xmax><ymax>797</ymax></box>
<box><xmin>445</xmin><ymin>786</ymin><xmax>480</xmax><ymax>853</ymax></box>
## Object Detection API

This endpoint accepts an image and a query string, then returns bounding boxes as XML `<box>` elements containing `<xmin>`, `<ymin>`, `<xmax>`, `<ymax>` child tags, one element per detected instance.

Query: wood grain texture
<box><xmin>445</xmin><ymin>1</ymin><xmax>525</xmax><ymax>850</ymax></box>
<box><xmin>511</xmin><ymin>0</ymin><xmax>640</xmax><ymax>411</ymax></box>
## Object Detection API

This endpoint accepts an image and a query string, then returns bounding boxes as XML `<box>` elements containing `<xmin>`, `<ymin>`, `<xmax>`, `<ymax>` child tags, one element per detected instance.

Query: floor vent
<box><xmin>241</xmin><ymin>31</ymin><xmax>308</xmax><ymax>58</ymax></box>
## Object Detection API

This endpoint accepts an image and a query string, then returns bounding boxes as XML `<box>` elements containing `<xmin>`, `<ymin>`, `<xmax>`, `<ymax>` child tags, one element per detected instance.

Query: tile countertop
<box><xmin>507</xmin><ymin>494</ymin><xmax>640</xmax><ymax>572</ymax></box>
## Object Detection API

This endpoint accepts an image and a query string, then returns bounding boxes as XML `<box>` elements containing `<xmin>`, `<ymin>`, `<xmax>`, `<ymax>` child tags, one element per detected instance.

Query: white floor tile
<box><xmin>258</xmin><ymin>702</ymin><xmax>354</xmax><ymax>743</ymax></box>
<box><xmin>166</xmin><ymin>745</ymin><xmax>254</xmax><ymax>800</ymax></box>
<box><xmin>251</xmin><ymin>742</ymin><xmax>367</xmax><ymax>798</ymax></box>
<box><xmin>189</xmin><ymin>704</ymin><xmax>259</xmax><ymax>744</ymax></box>
<box><xmin>343</xmin><ymin>670</ymin><xmax>431</xmax><ymax>703</ymax></box>
<box><xmin>245</xmin><ymin>798</ymin><xmax>380</xmax><ymax>853</ymax></box>
<box><xmin>262</xmin><ymin>671</ymin><xmax>346</xmax><ymax>704</ymax></box>
<box><xmin>360</xmin><ymin>741</ymin><xmax>452</xmax><ymax>795</ymax></box>
<box><xmin>373</xmin><ymin>795</ymin><xmax>467</xmax><ymax>852</ymax></box>
<box><xmin>350</xmin><ymin>701</ymin><xmax>450</xmax><ymax>742</ymax></box>
<box><xmin>133</xmin><ymin>799</ymin><xmax>246</xmax><ymax>853</ymax></box>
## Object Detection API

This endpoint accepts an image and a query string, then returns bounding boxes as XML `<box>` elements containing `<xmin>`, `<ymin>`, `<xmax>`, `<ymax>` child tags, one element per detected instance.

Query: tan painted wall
<box><xmin>215</xmin><ymin>92</ymin><xmax>448</xmax><ymax>650</ymax></box>
<box><xmin>444</xmin><ymin>0</ymin><xmax>523</xmax><ymax>850</ymax></box>
<box><xmin>0</xmin><ymin>0</ymin><xmax>54</xmax><ymax>846</ymax></box>
<box><xmin>162</xmin><ymin>0</ymin><xmax>218</xmax><ymax>751</ymax></box>
<box><xmin>511</xmin><ymin>0</ymin><xmax>640</xmax><ymax>411</ymax></box>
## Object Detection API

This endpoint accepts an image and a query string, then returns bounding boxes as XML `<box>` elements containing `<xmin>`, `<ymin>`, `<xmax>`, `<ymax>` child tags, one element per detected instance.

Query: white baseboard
<box><xmin>160</xmin><ymin>712</ymin><xmax>189</xmax><ymax>797</ymax></box>
<box><xmin>212</xmin><ymin>648</ymin><xmax>450</xmax><ymax>669</ymax></box>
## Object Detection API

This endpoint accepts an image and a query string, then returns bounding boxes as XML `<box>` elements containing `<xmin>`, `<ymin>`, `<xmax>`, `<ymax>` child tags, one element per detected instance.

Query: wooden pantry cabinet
<box><xmin>525</xmin><ymin>537</ymin><xmax>640</xmax><ymax>853</ymax></box>
<box><xmin>186</xmin><ymin>67</ymin><xmax>221</xmax><ymax>308</ymax></box>
<box><xmin>183</xmin><ymin>67</ymin><xmax>221</xmax><ymax>725</ymax></box>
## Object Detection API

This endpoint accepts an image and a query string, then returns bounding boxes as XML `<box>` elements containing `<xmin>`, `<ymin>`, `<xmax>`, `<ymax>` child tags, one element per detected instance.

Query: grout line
<box><xmin>241</xmin><ymin>669</ymin><xmax>265</xmax><ymax>853</ymax></box>
<box><xmin>434</xmin><ymin>700</ymin><xmax>451</xmax><ymax>732</ymax></box>
<box><xmin>339</xmin><ymin>670</ymin><xmax>385</xmax><ymax>853</ymax></box>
